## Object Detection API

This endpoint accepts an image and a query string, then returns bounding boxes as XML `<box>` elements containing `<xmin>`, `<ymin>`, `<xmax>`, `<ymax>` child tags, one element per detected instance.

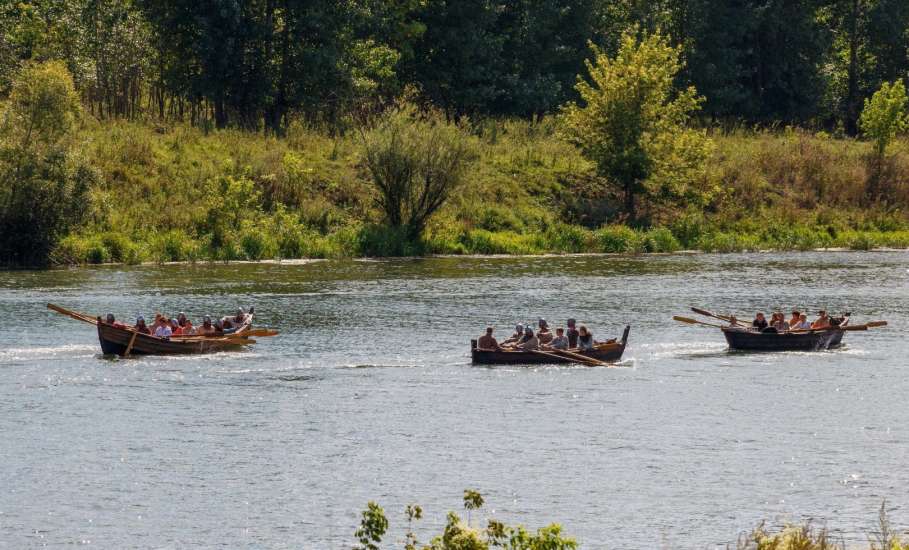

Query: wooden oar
<box><xmin>47</xmin><ymin>303</ymin><xmax>98</xmax><ymax>325</ymax></box>
<box><xmin>691</xmin><ymin>307</ymin><xmax>748</xmax><ymax>327</ymax></box>
<box><xmin>553</xmin><ymin>349</ymin><xmax>609</xmax><ymax>366</ymax></box>
<box><xmin>673</xmin><ymin>315</ymin><xmax>729</xmax><ymax>329</ymax></box>
<box><xmin>529</xmin><ymin>349</ymin><xmax>604</xmax><ymax>367</ymax></box>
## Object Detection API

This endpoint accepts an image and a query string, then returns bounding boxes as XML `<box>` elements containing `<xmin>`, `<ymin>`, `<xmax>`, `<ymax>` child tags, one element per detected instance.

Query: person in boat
<box><xmin>577</xmin><ymin>325</ymin><xmax>595</xmax><ymax>351</ymax></box>
<box><xmin>477</xmin><ymin>327</ymin><xmax>500</xmax><ymax>351</ymax></box>
<box><xmin>196</xmin><ymin>315</ymin><xmax>216</xmax><ymax>336</ymax></box>
<box><xmin>792</xmin><ymin>313</ymin><xmax>811</xmax><ymax>330</ymax></box>
<box><xmin>517</xmin><ymin>327</ymin><xmax>539</xmax><ymax>351</ymax></box>
<box><xmin>566</xmin><ymin>319</ymin><xmax>580</xmax><ymax>348</ymax></box>
<box><xmin>104</xmin><ymin>314</ymin><xmax>126</xmax><ymax>329</ymax></box>
<box><xmin>788</xmin><ymin>310</ymin><xmax>801</xmax><ymax>328</ymax></box>
<box><xmin>232</xmin><ymin>307</ymin><xmax>247</xmax><ymax>325</ymax></box>
<box><xmin>770</xmin><ymin>312</ymin><xmax>790</xmax><ymax>332</ymax></box>
<box><xmin>170</xmin><ymin>318</ymin><xmax>183</xmax><ymax>336</ymax></box>
<box><xmin>177</xmin><ymin>313</ymin><xmax>195</xmax><ymax>335</ymax></box>
<box><xmin>134</xmin><ymin>316</ymin><xmax>151</xmax><ymax>334</ymax></box>
<box><xmin>545</xmin><ymin>327</ymin><xmax>569</xmax><ymax>350</ymax></box>
<box><xmin>811</xmin><ymin>310</ymin><xmax>831</xmax><ymax>329</ymax></box>
<box><xmin>752</xmin><ymin>312</ymin><xmax>768</xmax><ymax>331</ymax></box>
<box><xmin>537</xmin><ymin>319</ymin><xmax>553</xmax><ymax>345</ymax></box>
<box><xmin>503</xmin><ymin>323</ymin><xmax>525</xmax><ymax>345</ymax></box>
<box><xmin>154</xmin><ymin>316</ymin><xmax>173</xmax><ymax>338</ymax></box>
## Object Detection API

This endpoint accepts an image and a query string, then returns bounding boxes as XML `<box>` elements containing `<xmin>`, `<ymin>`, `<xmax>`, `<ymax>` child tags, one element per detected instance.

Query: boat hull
<box><xmin>97</xmin><ymin>321</ymin><xmax>250</xmax><ymax>356</ymax></box>
<box><xmin>722</xmin><ymin>327</ymin><xmax>845</xmax><ymax>351</ymax></box>
<box><xmin>471</xmin><ymin>326</ymin><xmax>630</xmax><ymax>365</ymax></box>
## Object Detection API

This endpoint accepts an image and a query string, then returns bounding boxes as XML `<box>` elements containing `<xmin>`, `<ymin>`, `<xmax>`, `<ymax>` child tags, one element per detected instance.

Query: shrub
<box><xmin>641</xmin><ymin>227</ymin><xmax>681</xmax><ymax>252</ymax></box>
<box><xmin>593</xmin><ymin>225</ymin><xmax>641</xmax><ymax>253</ymax></box>
<box><xmin>544</xmin><ymin>224</ymin><xmax>592</xmax><ymax>253</ymax></box>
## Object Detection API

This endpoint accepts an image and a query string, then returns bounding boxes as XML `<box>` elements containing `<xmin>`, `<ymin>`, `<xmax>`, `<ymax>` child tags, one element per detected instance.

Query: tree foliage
<box><xmin>561</xmin><ymin>30</ymin><xmax>714</xmax><ymax>223</ymax></box>
<box><xmin>0</xmin><ymin>61</ymin><xmax>91</xmax><ymax>266</ymax></box>
<box><xmin>859</xmin><ymin>79</ymin><xmax>909</xmax><ymax>158</ymax></box>
<box><xmin>362</xmin><ymin>102</ymin><xmax>478</xmax><ymax>240</ymax></box>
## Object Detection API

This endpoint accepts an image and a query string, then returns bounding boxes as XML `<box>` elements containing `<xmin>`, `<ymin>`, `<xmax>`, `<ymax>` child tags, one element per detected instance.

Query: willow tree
<box><xmin>561</xmin><ymin>30</ymin><xmax>714</xmax><ymax>224</ymax></box>
<box><xmin>362</xmin><ymin>103</ymin><xmax>478</xmax><ymax>241</ymax></box>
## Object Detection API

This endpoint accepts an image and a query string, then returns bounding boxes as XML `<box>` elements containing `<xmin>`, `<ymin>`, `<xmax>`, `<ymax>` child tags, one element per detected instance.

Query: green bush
<box><xmin>593</xmin><ymin>225</ymin><xmax>641</xmax><ymax>253</ymax></box>
<box><xmin>543</xmin><ymin>224</ymin><xmax>591</xmax><ymax>253</ymax></box>
<box><xmin>641</xmin><ymin>227</ymin><xmax>681</xmax><ymax>252</ymax></box>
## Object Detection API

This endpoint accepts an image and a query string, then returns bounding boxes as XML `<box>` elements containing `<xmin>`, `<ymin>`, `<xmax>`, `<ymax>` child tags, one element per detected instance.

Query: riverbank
<box><xmin>22</xmin><ymin>118</ymin><xmax>909</xmax><ymax>265</ymax></box>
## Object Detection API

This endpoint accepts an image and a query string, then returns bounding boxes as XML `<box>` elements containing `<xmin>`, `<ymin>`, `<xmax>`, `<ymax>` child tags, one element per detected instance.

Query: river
<box><xmin>1</xmin><ymin>251</ymin><xmax>907</xmax><ymax>549</ymax></box>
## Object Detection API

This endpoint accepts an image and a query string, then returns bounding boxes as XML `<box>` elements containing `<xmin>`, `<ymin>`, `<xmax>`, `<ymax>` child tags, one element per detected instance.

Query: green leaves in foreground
<box><xmin>354</xmin><ymin>490</ymin><xmax>576</xmax><ymax>550</ymax></box>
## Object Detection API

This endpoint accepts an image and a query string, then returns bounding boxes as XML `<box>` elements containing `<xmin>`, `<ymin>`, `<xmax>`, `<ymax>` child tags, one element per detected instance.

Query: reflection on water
<box><xmin>0</xmin><ymin>251</ymin><xmax>907</xmax><ymax>549</ymax></box>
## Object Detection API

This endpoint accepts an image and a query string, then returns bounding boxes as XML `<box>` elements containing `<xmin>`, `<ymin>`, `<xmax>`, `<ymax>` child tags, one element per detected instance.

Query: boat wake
<box><xmin>635</xmin><ymin>341</ymin><xmax>728</xmax><ymax>360</ymax></box>
<box><xmin>0</xmin><ymin>344</ymin><xmax>97</xmax><ymax>362</ymax></box>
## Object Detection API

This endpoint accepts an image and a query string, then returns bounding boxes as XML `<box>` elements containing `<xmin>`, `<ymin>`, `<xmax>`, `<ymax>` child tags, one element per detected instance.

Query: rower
<box><xmin>197</xmin><ymin>315</ymin><xmax>216</xmax><ymax>336</ymax></box>
<box><xmin>517</xmin><ymin>327</ymin><xmax>539</xmax><ymax>351</ymax></box>
<box><xmin>792</xmin><ymin>313</ymin><xmax>811</xmax><ymax>330</ymax></box>
<box><xmin>566</xmin><ymin>319</ymin><xmax>580</xmax><ymax>348</ymax></box>
<box><xmin>105</xmin><ymin>314</ymin><xmax>126</xmax><ymax>329</ymax></box>
<box><xmin>134</xmin><ymin>316</ymin><xmax>151</xmax><ymax>334</ymax></box>
<box><xmin>752</xmin><ymin>312</ymin><xmax>768</xmax><ymax>331</ymax></box>
<box><xmin>233</xmin><ymin>307</ymin><xmax>246</xmax><ymax>325</ymax></box>
<box><xmin>154</xmin><ymin>317</ymin><xmax>173</xmax><ymax>338</ymax></box>
<box><xmin>546</xmin><ymin>327</ymin><xmax>569</xmax><ymax>350</ymax></box>
<box><xmin>503</xmin><ymin>323</ymin><xmax>524</xmax><ymax>345</ymax></box>
<box><xmin>477</xmin><ymin>327</ymin><xmax>500</xmax><ymax>351</ymax></box>
<box><xmin>788</xmin><ymin>310</ymin><xmax>801</xmax><ymax>328</ymax></box>
<box><xmin>811</xmin><ymin>310</ymin><xmax>831</xmax><ymax>329</ymax></box>
<box><xmin>577</xmin><ymin>325</ymin><xmax>594</xmax><ymax>350</ymax></box>
<box><xmin>537</xmin><ymin>319</ymin><xmax>553</xmax><ymax>345</ymax></box>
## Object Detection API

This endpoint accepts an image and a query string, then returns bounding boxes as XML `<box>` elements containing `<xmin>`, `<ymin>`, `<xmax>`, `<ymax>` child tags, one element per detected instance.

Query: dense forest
<box><xmin>1</xmin><ymin>0</ymin><xmax>908</xmax><ymax>265</ymax></box>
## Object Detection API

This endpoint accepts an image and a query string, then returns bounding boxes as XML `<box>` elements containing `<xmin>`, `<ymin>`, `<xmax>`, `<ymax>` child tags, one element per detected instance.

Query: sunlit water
<box><xmin>1</xmin><ymin>252</ymin><xmax>907</xmax><ymax>549</ymax></box>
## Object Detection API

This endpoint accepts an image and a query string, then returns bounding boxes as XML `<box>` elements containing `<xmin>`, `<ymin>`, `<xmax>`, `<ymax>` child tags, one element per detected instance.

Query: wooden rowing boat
<box><xmin>96</xmin><ymin>320</ymin><xmax>253</xmax><ymax>356</ymax></box>
<box><xmin>471</xmin><ymin>326</ymin><xmax>630</xmax><ymax>365</ymax></box>
<box><xmin>48</xmin><ymin>303</ymin><xmax>259</xmax><ymax>357</ymax></box>
<box><xmin>721</xmin><ymin>326</ymin><xmax>845</xmax><ymax>351</ymax></box>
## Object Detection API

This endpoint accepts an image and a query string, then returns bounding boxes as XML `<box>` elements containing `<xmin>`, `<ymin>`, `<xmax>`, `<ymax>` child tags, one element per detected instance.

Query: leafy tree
<box><xmin>362</xmin><ymin>102</ymin><xmax>478</xmax><ymax>240</ymax></box>
<box><xmin>560</xmin><ymin>30</ymin><xmax>714</xmax><ymax>223</ymax></box>
<box><xmin>859</xmin><ymin>79</ymin><xmax>909</xmax><ymax>158</ymax></box>
<box><xmin>0</xmin><ymin>61</ymin><xmax>91</xmax><ymax>266</ymax></box>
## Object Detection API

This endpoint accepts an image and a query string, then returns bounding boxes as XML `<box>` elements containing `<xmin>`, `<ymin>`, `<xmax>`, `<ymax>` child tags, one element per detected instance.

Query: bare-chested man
<box><xmin>477</xmin><ymin>327</ymin><xmax>500</xmax><ymax>351</ymax></box>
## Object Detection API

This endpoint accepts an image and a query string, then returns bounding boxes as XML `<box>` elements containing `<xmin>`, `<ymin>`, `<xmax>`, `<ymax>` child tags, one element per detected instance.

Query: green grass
<box><xmin>48</xmin><ymin>118</ymin><xmax>909</xmax><ymax>264</ymax></box>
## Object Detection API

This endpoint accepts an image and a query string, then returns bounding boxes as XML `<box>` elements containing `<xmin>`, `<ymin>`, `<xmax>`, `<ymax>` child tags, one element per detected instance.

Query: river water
<box><xmin>1</xmin><ymin>252</ymin><xmax>907</xmax><ymax>549</ymax></box>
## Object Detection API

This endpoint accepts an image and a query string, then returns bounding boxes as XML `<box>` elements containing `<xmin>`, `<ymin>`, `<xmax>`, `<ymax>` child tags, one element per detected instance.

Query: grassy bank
<box><xmin>49</xmin><ymin>118</ymin><xmax>909</xmax><ymax>264</ymax></box>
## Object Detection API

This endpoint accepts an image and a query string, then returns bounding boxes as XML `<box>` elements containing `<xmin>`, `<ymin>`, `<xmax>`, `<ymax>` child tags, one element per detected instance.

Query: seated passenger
<box><xmin>154</xmin><ymin>317</ymin><xmax>173</xmax><ymax>338</ymax></box>
<box><xmin>537</xmin><ymin>319</ymin><xmax>553</xmax><ymax>345</ymax></box>
<box><xmin>477</xmin><ymin>327</ymin><xmax>500</xmax><ymax>351</ymax></box>
<box><xmin>577</xmin><ymin>325</ymin><xmax>595</xmax><ymax>351</ymax></box>
<box><xmin>233</xmin><ymin>307</ymin><xmax>247</xmax><ymax>325</ymax></box>
<box><xmin>196</xmin><ymin>315</ymin><xmax>216</xmax><ymax>336</ymax></box>
<box><xmin>812</xmin><ymin>310</ymin><xmax>831</xmax><ymax>329</ymax></box>
<box><xmin>134</xmin><ymin>316</ymin><xmax>151</xmax><ymax>334</ymax></box>
<box><xmin>105</xmin><ymin>314</ymin><xmax>126</xmax><ymax>329</ymax></box>
<box><xmin>517</xmin><ymin>327</ymin><xmax>539</xmax><ymax>351</ymax></box>
<box><xmin>792</xmin><ymin>313</ymin><xmax>811</xmax><ymax>330</ymax></box>
<box><xmin>181</xmin><ymin>316</ymin><xmax>195</xmax><ymax>335</ymax></box>
<box><xmin>770</xmin><ymin>312</ymin><xmax>789</xmax><ymax>332</ymax></box>
<box><xmin>546</xmin><ymin>328</ymin><xmax>569</xmax><ymax>350</ymax></box>
<box><xmin>566</xmin><ymin>319</ymin><xmax>580</xmax><ymax>348</ymax></box>
<box><xmin>503</xmin><ymin>324</ymin><xmax>525</xmax><ymax>345</ymax></box>
<box><xmin>170</xmin><ymin>318</ymin><xmax>183</xmax><ymax>336</ymax></box>
<box><xmin>788</xmin><ymin>310</ymin><xmax>801</xmax><ymax>328</ymax></box>
<box><xmin>752</xmin><ymin>312</ymin><xmax>768</xmax><ymax>331</ymax></box>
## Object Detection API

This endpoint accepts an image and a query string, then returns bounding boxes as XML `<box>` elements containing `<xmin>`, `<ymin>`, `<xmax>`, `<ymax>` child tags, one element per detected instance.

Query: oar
<box><xmin>529</xmin><ymin>349</ymin><xmax>604</xmax><ymax>367</ymax></box>
<box><xmin>552</xmin><ymin>349</ymin><xmax>609</xmax><ymax>366</ymax></box>
<box><xmin>691</xmin><ymin>307</ymin><xmax>748</xmax><ymax>327</ymax></box>
<box><xmin>673</xmin><ymin>315</ymin><xmax>729</xmax><ymax>329</ymax></box>
<box><xmin>47</xmin><ymin>303</ymin><xmax>98</xmax><ymax>325</ymax></box>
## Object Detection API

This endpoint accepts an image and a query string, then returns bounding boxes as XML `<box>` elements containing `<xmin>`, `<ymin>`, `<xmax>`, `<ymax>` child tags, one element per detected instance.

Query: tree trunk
<box><xmin>845</xmin><ymin>0</ymin><xmax>862</xmax><ymax>135</ymax></box>
<box><xmin>624</xmin><ymin>180</ymin><xmax>637</xmax><ymax>225</ymax></box>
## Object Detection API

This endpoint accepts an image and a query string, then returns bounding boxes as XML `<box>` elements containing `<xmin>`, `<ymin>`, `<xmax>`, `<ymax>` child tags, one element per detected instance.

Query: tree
<box><xmin>362</xmin><ymin>102</ymin><xmax>478</xmax><ymax>240</ymax></box>
<box><xmin>859</xmin><ymin>80</ymin><xmax>909</xmax><ymax>158</ymax></box>
<box><xmin>560</xmin><ymin>30</ymin><xmax>714</xmax><ymax>224</ymax></box>
<box><xmin>0</xmin><ymin>61</ymin><xmax>92</xmax><ymax>266</ymax></box>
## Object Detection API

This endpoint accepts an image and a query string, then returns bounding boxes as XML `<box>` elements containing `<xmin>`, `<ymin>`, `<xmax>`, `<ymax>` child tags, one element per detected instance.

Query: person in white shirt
<box><xmin>154</xmin><ymin>317</ymin><xmax>173</xmax><ymax>338</ymax></box>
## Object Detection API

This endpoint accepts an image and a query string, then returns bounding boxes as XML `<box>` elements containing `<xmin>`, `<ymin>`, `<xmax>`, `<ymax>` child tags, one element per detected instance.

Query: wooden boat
<box><xmin>96</xmin><ymin>319</ymin><xmax>253</xmax><ymax>356</ymax></box>
<box><xmin>48</xmin><ymin>303</ymin><xmax>265</xmax><ymax>357</ymax></box>
<box><xmin>471</xmin><ymin>326</ymin><xmax>630</xmax><ymax>365</ymax></box>
<box><xmin>721</xmin><ymin>326</ymin><xmax>845</xmax><ymax>351</ymax></box>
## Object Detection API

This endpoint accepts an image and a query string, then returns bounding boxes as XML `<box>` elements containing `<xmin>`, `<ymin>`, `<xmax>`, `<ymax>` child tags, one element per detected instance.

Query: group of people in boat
<box><xmin>103</xmin><ymin>308</ymin><xmax>250</xmax><ymax>338</ymax></box>
<box><xmin>732</xmin><ymin>310</ymin><xmax>844</xmax><ymax>333</ymax></box>
<box><xmin>476</xmin><ymin>318</ymin><xmax>602</xmax><ymax>352</ymax></box>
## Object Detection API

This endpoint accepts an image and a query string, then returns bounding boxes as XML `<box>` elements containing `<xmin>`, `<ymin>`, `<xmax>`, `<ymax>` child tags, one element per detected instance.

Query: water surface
<box><xmin>1</xmin><ymin>252</ymin><xmax>907</xmax><ymax>548</ymax></box>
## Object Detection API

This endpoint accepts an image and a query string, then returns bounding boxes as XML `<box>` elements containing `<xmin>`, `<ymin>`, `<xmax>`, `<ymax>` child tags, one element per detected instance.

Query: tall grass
<box><xmin>47</xmin><ymin>119</ymin><xmax>909</xmax><ymax>264</ymax></box>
